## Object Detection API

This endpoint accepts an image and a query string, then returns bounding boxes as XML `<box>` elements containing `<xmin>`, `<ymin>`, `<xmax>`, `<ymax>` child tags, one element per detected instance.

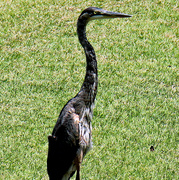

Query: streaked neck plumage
<box><xmin>76</xmin><ymin>17</ymin><xmax>98</xmax><ymax>107</ymax></box>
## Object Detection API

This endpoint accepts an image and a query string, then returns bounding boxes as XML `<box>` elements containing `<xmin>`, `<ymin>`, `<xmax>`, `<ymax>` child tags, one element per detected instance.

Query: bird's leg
<box><xmin>76</xmin><ymin>163</ymin><xmax>80</xmax><ymax>180</ymax></box>
<box><xmin>75</xmin><ymin>150</ymin><xmax>83</xmax><ymax>180</ymax></box>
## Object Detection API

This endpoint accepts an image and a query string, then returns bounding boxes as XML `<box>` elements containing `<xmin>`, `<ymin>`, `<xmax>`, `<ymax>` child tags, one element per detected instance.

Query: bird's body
<box><xmin>47</xmin><ymin>7</ymin><xmax>131</xmax><ymax>180</ymax></box>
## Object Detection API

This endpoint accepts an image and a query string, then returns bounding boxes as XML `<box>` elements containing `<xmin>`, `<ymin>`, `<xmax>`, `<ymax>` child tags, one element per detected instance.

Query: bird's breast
<box><xmin>79</xmin><ymin>108</ymin><xmax>93</xmax><ymax>155</ymax></box>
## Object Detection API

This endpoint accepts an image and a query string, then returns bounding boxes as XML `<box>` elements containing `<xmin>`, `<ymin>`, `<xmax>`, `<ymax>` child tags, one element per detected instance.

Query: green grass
<box><xmin>0</xmin><ymin>0</ymin><xmax>178</xmax><ymax>179</ymax></box>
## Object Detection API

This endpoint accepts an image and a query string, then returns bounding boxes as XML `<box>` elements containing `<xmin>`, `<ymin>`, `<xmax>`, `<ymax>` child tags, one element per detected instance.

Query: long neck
<box><xmin>76</xmin><ymin>20</ymin><xmax>98</xmax><ymax>106</ymax></box>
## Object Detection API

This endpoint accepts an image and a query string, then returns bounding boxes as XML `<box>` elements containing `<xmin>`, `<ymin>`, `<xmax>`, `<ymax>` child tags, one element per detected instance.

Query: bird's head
<box><xmin>78</xmin><ymin>7</ymin><xmax>132</xmax><ymax>23</ymax></box>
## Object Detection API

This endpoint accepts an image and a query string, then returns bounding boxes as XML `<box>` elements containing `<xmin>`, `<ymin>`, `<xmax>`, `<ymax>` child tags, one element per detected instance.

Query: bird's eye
<box><xmin>94</xmin><ymin>12</ymin><xmax>100</xmax><ymax>15</ymax></box>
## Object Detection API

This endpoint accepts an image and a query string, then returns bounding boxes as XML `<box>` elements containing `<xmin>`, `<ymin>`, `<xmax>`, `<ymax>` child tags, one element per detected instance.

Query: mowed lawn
<box><xmin>0</xmin><ymin>0</ymin><xmax>178</xmax><ymax>179</ymax></box>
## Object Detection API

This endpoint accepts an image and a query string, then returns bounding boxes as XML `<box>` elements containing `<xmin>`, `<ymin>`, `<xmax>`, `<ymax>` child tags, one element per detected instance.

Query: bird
<box><xmin>47</xmin><ymin>7</ymin><xmax>132</xmax><ymax>180</ymax></box>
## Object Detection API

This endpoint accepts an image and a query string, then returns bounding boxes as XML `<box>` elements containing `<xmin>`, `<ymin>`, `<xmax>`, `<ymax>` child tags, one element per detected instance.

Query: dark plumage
<box><xmin>150</xmin><ymin>146</ymin><xmax>154</xmax><ymax>151</ymax></box>
<box><xmin>47</xmin><ymin>7</ymin><xmax>132</xmax><ymax>180</ymax></box>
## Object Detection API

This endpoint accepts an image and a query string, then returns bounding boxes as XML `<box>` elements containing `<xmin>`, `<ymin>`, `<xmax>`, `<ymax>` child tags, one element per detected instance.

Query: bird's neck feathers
<box><xmin>77</xmin><ymin>19</ymin><xmax>98</xmax><ymax>106</ymax></box>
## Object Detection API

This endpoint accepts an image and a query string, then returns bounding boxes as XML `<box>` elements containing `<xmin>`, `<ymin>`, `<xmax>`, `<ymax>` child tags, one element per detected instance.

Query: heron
<box><xmin>47</xmin><ymin>7</ymin><xmax>132</xmax><ymax>180</ymax></box>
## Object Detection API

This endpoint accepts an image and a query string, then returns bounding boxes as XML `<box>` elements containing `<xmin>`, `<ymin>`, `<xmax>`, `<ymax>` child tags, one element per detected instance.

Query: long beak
<box><xmin>90</xmin><ymin>9</ymin><xmax>132</xmax><ymax>21</ymax></box>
